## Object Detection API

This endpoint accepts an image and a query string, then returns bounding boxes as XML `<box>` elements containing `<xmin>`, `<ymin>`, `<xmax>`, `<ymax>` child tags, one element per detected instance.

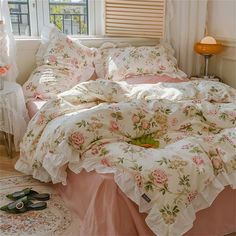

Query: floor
<box><xmin>0</xmin><ymin>141</ymin><xmax>22</xmax><ymax>178</ymax></box>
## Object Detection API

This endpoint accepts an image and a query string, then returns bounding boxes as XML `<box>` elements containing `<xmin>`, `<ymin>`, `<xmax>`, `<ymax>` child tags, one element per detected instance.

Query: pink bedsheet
<box><xmin>55</xmin><ymin>170</ymin><xmax>236</xmax><ymax>236</ymax></box>
<box><xmin>26</xmin><ymin>100</ymin><xmax>47</xmax><ymax>119</ymax></box>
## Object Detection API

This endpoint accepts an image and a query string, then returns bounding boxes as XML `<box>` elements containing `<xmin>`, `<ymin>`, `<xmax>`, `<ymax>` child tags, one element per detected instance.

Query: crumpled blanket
<box><xmin>16</xmin><ymin>79</ymin><xmax>236</xmax><ymax>236</ymax></box>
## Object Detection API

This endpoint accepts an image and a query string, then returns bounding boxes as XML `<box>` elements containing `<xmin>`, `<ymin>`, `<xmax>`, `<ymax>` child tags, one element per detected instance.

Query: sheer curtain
<box><xmin>165</xmin><ymin>0</ymin><xmax>208</xmax><ymax>77</ymax></box>
<box><xmin>0</xmin><ymin>0</ymin><xmax>18</xmax><ymax>82</ymax></box>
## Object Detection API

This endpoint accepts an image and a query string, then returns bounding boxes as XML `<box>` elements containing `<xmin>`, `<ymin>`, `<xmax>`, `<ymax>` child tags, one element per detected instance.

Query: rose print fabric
<box><xmin>94</xmin><ymin>44</ymin><xmax>187</xmax><ymax>81</ymax></box>
<box><xmin>23</xmin><ymin>33</ymin><xmax>95</xmax><ymax>102</ymax></box>
<box><xmin>16</xmin><ymin>79</ymin><xmax>236</xmax><ymax>236</ymax></box>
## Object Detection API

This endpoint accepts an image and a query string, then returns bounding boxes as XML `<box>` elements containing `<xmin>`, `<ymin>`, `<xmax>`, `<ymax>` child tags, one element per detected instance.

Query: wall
<box><xmin>16</xmin><ymin>38</ymin><xmax>40</xmax><ymax>85</ymax></box>
<box><xmin>208</xmin><ymin>0</ymin><xmax>236</xmax><ymax>88</ymax></box>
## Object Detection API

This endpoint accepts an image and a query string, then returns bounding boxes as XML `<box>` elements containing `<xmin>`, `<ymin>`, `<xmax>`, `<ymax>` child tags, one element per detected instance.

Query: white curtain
<box><xmin>0</xmin><ymin>0</ymin><xmax>18</xmax><ymax>82</ymax></box>
<box><xmin>165</xmin><ymin>0</ymin><xmax>208</xmax><ymax>77</ymax></box>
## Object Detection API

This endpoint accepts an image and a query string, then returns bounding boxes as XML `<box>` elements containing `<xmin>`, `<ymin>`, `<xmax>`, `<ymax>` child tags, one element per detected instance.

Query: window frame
<box><xmin>10</xmin><ymin>0</ymin><xmax>104</xmax><ymax>37</ymax></box>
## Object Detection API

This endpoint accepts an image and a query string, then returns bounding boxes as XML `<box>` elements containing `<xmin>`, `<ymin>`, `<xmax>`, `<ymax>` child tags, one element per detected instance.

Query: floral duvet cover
<box><xmin>16</xmin><ymin>79</ymin><xmax>236</xmax><ymax>236</ymax></box>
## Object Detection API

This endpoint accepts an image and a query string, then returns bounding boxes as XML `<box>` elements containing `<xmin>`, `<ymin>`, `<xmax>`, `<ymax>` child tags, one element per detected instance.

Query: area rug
<box><xmin>0</xmin><ymin>175</ymin><xmax>80</xmax><ymax>236</ymax></box>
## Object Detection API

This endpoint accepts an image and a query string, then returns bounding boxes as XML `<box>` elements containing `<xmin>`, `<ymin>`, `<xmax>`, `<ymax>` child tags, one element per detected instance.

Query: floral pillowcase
<box><xmin>23</xmin><ymin>28</ymin><xmax>95</xmax><ymax>101</ymax></box>
<box><xmin>94</xmin><ymin>44</ymin><xmax>187</xmax><ymax>81</ymax></box>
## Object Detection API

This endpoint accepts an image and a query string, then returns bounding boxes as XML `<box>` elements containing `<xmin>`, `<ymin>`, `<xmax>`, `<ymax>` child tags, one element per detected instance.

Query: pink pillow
<box><xmin>125</xmin><ymin>75</ymin><xmax>189</xmax><ymax>84</ymax></box>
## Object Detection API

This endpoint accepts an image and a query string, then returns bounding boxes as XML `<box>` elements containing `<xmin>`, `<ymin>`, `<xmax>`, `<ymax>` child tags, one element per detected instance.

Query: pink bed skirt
<box><xmin>55</xmin><ymin>170</ymin><xmax>236</xmax><ymax>236</ymax></box>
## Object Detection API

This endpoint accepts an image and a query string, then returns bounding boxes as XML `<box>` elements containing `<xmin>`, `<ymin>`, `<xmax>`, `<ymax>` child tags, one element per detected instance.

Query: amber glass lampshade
<box><xmin>194</xmin><ymin>36</ymin><xmax>223</xmax><ymax>78</ymax></box>
<box><xmin>194</xmin><ymin>42</ymin><xmax>223</xmax><ymax>55</ymax></box>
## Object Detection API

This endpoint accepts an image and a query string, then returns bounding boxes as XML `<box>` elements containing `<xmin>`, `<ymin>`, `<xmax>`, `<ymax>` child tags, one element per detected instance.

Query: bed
<box><xmin>15</xmin><ymin>27</ymin><xmax>236</xmax><ymax>236</ymax></box>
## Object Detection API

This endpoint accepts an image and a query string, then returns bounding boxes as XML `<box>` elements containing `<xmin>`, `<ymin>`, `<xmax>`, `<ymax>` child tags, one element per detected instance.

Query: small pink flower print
<box><xmin>175</xmin><ymin>136</ymin><xmax>185</xmax><ymax>142</ymax></box>
<box><xmin>222</xmin><ymin>135</ymin><xmax>234</xmax><ymax>145</ymax></box>
<box><xmin>49</xmin><ymin>112</ymin><xmax>58</xmax><ymax>119</ymax></box>
<box><xmin>212</xmin><ymin>158</ymin><xmax>222</xmax><ymax>169</ymax></box>
<box><xmin>101</xmin><ymin>157</ymin><xmax>111</xmax><ymax>167</ymax></box>
<box><xmin>91</xmin><ymin>147</ymin><xmax>99</xmax><ymax>155</ymax></box>
<box><xmin>36</xmin><ymin>114</ymin><xmax>45</xmax><ymax>125</ymax></box>
<box><xmin>90</xmin><ymin>122</ymin><xmax>99</xmax><ymax>130</ymax></box>
<box><xmin>0</xmin><ymin>224</ymin><xmax>11</xmax><ymax>230</ymax></box>
<box><xmin>71</xmin><ymin>132</ymin><xmax>85</xmax><ymax>148</ymax></box>
<box><xmin>192</xmin><ymin>156</ymin><xmax>205</xmax><ymax>166</ymax></box>
<box><xmin>203</xmin><ymin>136</ymin><xmax>214</xmax><ymax>142</ymax></box>
<box><xmin>132</xmin><ymin>115</ymin><xmax>140</xmax><ymax>124</ymax></box>
<box><xmin>48</xmin><ymin>55</ymin><xmax>57</xmax><ymax>64</ymax></box>
<box><xmin>152</xmin><ymin>169</ymin><xmax>168</xmax><ymax>185</ymax></box>
<box><xmin>182</xmin><ymin>143</ymin><xmax>194</xmax><ymax>150</ymax></box>
<box><xmin>216</xmin><ymin>148</ymin><xmax>226</xmax><ymax>156</ymax></box>
<box><xmin>135</xmin><ymin>174</ymin><xmax>143</xmax><ymax>187</ymax></box>
<box><xmin>171</xmin><ymin>118</ymin><xmax>178</xmax><ymax>126</ymax></box>
<box><xmin>192</xmin><ymin>99</ymin><xmax>202</xmax><ymax>104</ymax></box>
<box><xmin>66</xmin><ymin>37</ymin><xmax>73</xmax><ymax>45</ymax></box>
<box><xmin>71</xmin><ymin>58</ymin><xmax>78</xmax><ymax>66</ymax></box>
<box><xmin>26</xmin><ymin>82</ymin><xmax>32</xmax><ymax>90</ymax></box>
<box><xmin>142</xmin><ymin>120</ymin><xmax>150</xmax><ymax>130</ymax></box>
<box><xmin>187</xmin><ymin>190</ymin><xmax>198</xmax><ymax>203</ymax></box>
<box><xmin>208</xmin><ymin>109</ymin><xmax>218</xmax><ymax>115</ymax></box>
<box><xmin>110</xmin><ymin>121</ymin><xmax>119</xmax><ymax>132</ymax></box>
<box><xmin>160</xmin><ymin>65</ymin><xmax>166</xmax><ymax>70</ymax></box>
<box><xmin>229</xmin><ymin>111</ymin><xmax>236</xmax><ymax>116</ymax></box>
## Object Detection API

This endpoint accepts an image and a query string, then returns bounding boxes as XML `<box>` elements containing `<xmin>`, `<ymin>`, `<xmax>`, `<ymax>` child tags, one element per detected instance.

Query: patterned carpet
<box><xmin>0</xmin><ymin>175</ymin><xmax>80</xmax><ymax>236</ymax></box>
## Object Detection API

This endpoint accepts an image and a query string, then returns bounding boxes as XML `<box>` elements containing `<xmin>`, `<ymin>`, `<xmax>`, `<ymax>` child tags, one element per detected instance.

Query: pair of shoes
<box><xmin>0</xmin><ymin>188</ymin><xmax>50</xmax><ymax>214</ymax></box>
<box><xmin>7</xmin><ymin>188</ymin><xmax>50</xmax><ymax>201</ymax></box>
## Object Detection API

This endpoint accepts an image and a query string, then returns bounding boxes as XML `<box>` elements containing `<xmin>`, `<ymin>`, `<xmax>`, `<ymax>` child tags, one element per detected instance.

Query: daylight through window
<box><xmin>8</xmin><ymin>0</ymin><xmax>31</xmax><ymax>36</ymax></box>
<box><xmin>8</xmin><ymin>0</ymin><xmax>89</xmax><ymax>36</ymax></box>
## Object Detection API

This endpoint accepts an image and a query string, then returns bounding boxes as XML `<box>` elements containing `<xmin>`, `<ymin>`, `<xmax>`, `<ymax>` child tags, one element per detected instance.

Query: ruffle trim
<box><xmin>15</xmin><ymin>151</ymin><xmax>236</xmax><ymax>236</ymax></box>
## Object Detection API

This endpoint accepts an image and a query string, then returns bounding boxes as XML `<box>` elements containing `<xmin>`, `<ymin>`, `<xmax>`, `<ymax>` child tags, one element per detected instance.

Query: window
<box><xmin>49</xmin><ymin>0</ymin><xmax>88</xmax><ymax>35</ymax></box>
<box><xmin>8</xmin><ymin>0</ymin><xmax>103</xmax><ymax>36</ymax></box>
<box><xmin>8</xmin><ymin>0</ymin><xmax>31</xmax><ymax>36</ymax></box>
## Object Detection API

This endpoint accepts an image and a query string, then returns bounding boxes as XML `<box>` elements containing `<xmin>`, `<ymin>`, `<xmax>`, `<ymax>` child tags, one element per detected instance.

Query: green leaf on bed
<box><xmin>131</xmin><ymin>135</ymin><xmax>159</xmax><ymax>148</ymax></box>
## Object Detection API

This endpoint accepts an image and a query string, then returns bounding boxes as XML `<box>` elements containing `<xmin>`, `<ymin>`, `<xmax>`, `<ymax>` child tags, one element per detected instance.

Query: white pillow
<box><xmin>94</xmin><ymin>43</ymin><xmax>186</xmax><ymax>81</ymax></box>
<box><xmin>24</xmin><ymin>26</ymin><xmax>95</xmax><ymax>101</ymax></box>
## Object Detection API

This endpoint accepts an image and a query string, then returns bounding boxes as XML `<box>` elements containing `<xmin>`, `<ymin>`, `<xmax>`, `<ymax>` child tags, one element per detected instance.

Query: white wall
<box><xmin>208</xmin><ymin>0</ymin><xmax>236</xmax><ymax>88</ymax></box>
<box><xmin>208</xmin><ymin>0</ymin><xmax>236</xmax><ymax>39</ymax></box>
<box><xmin>16</xmin><ymin>38</ymin><xmax>40</xmax><ymax>85</ymax></box>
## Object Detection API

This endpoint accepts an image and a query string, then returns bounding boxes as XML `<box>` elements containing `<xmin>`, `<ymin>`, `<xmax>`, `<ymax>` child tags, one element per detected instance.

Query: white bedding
<box><xmin>16</xmin><ymin>79</ymin><xmax>236</xmax><ymax>236</ymax></box>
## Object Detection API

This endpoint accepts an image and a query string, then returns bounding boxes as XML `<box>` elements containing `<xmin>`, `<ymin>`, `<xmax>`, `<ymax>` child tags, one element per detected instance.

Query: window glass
<box><xmin>7</xmin><ymin>0</ymin><xmax>97</xmax><ymax>36</ymax></box>
<box><xmin>8</xmin><ymin>0</ymin><xmax>31</xmax><ymax>36</ymax></box>
<box><xmin>49</xmin><ymin>0</ymin><xmax>89</xmax><ymax>35</ymax></box>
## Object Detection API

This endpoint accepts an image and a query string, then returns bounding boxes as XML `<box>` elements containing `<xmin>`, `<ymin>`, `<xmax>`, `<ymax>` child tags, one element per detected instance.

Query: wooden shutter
<box><xmin>105</xmin><ymin>0</ymin><xmax>166</xmax><ymax>38</ymax></box>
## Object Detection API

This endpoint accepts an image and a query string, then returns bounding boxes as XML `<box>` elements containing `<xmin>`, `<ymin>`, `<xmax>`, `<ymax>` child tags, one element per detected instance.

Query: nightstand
<box><xmin>0</xmin><ymin>81</ymin><xmax>29</xmax><ymax>158</ymax></box>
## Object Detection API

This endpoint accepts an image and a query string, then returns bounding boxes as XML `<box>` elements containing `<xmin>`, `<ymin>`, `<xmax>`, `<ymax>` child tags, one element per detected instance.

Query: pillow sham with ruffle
<box><xmin>23</xmin><ymin>26</ymin><xmax>95</xmax><ymax>101</ymax></box>
<box><xmin>94</xmin><ymin>43</ymin><xmax>187</xmax><ymax>81</ymax></box>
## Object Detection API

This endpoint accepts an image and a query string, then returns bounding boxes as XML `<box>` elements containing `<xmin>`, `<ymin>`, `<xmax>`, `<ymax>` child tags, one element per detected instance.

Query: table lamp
<box><xmin>194</xmin><ymin>36</ymin><xmax>223</xmax><ymax>79</ymax></box>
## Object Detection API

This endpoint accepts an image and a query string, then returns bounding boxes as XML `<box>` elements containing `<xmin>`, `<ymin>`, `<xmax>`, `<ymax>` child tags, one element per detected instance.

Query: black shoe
<box><xmin>6</xmin><ymin>188</ymin><xmax>50</xmax><ymax>201</ymax></box>
<box><xmin>0</xmin><ymin>196</ymin><xmax>47</xmax><ymax>214</ymax></box>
